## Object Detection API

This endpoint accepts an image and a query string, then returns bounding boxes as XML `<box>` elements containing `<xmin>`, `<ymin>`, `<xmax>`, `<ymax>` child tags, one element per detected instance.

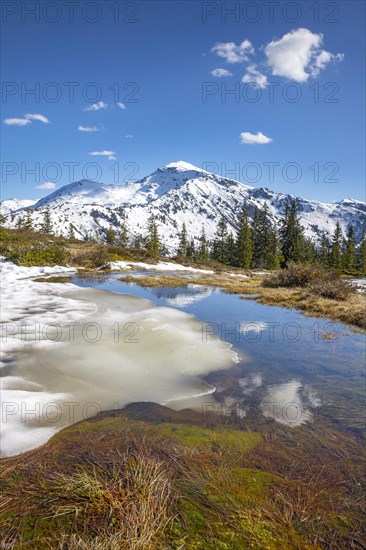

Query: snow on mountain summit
<box><xmin>1</xmin><ymin>161</ymin><xmax>365</xmax><ymax>251</ymax></box>
<box><xmin>164</xmin><ymin>160</ymin><xmax>208</xmax><ymax>172</ymax></box>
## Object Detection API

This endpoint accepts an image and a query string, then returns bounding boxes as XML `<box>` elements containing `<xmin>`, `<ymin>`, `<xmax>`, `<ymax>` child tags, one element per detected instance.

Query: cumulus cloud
<box><xmin>78</xmin><ymin>125</ymin><xmax>100</xmax><ymax>132</ymax></box>
<box><xmin>25</xmin><ymin>113</ymin><xmax>50</xmax><ymax>124</ymax></box>
<box><xmin>211</xmin><ymin>39</ymin><xmax>254</xmax><ymax>63</ymax></box>
<box><xmin>241</xmin><ymin>64</ymin><xmax>268</xmax><ymax>88</ymax></box>
<box><xmin>4</xmin><ymin>113</ymin><xmax>50</xmax><ymax>126</ymax></box>
<box><xmin>84</xmin><ymin>101</ymin><xmax>108</xmax><ymax>111</ymax></box>
<box><xmin>311</xmin><ymin>50</ymin><xmax>344</xmax><ymax>77</ymax></box>
<box><xmin>117</xmin><ymin>102</ymin><xmax>126</xmax><ymax>109</ymax></box>
<box><xmin>211</xmin><ymin>68</ymin><xmax>233</xmax><ymax>77</ymax></box>
<box><xmin>240</xmin><ymin>131</ymin><xmax>272</xmax><ymax>145</ymax></box>
<box><xmin>3</xmin><ymin>118</ymin><xmax>31</xmax><ymax>126</ymax></box>
<box><xmin>36</xmin><ymin>182</ymin><xmax>56</xmax><ymax>190</ymax></box>
<box><xmin>89</xmin><ymin>150</ymin><xmax>116</xmax><ymax>160</ymax></box>
<box><xmin>124</xmin><ymin>134</ymin><xmax>133</xmax><ymax>138</ymax></box>
<box><xmin>264</xmin><ymin>28</ymin><xmax>344</xmax><ymax>82</ymax></box>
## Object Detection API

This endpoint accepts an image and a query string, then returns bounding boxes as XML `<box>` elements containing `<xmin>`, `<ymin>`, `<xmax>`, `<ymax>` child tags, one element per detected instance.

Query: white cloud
<box><xmin>240</xmin><ymin>131</ymin><xmax>272</xmax><ymax>145</ymax></box>
<box><xmin>211</xmin><ymin>39</ymin><xmax>254</xmax><ymax>63</ymax></box>
<box><xmin>89</xmin><ymin>150</ymin><xmax>116</xmax><ymax>160</ymax></box>
<box><xmin>211</xmin><ymin>68</ymin><xmax>233</xmax><ymax>77</ymax></box>
<box><xmin>25</xmin><ymin>113</ymin><xmax>50</xmax><ymax>124</ymax></box>
<box><xmin>241</xmin><ymin>64</ymin><xmax>268</xmax><ymax>88</ymax></box>
<box><xmin>311</xmin><ymin>50</ymin><xmax>344</xmax><ymax>77</ymax></box>
<box><xmin>264</xmin><ymin>28</ymin><xmax>344</xmax><ymax>82</ymax></box>
<box><xmin>84</xmin><ymin>101</ymin><xmax>108</xmax><ymax>111</ymax></box>
<box><xmin>124</xmin><ymin>134</ymin><xmax>133</xmax><ymax>138</ymax></box>
<box><xmin>36</xmin><ymin>181</ymin><xmax>56</xmax><ymax>190</ymax></box>
<box><xmin>78</xmin><ymin>125</ymin><xmax>100</xmax><ymax>132</ymax></box>
<box><xmin>3</xmin><ymin>118</ymin><xmax>31</xmax><ymax>126</ymax></box>
<box><xmin>117</xmin><ymin>102</ymin><xmax>126</xmax><ymax>109</ymax></box>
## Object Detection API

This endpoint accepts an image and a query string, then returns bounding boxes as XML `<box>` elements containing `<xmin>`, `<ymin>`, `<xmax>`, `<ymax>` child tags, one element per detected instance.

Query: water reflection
<box><xmin>69</xmin><ymin>273</ymin><xmax>365</xmax><ymax>429</ymax></box>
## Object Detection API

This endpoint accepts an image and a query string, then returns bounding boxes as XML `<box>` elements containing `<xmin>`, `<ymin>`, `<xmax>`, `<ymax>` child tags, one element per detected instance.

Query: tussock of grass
<box><xmin>1</xmin><ymin>404</ymin><xmax>365</xmax><ymax>549</ymax></box>
<box><xmin>51</xmin><ymin>453</ymin><xmax>174</xmax><ymax>549</ymax></box>
<box><xmin>263</xmin><ymin>262</ymin><xmax>354</xmax><ymax>301</ymax></box>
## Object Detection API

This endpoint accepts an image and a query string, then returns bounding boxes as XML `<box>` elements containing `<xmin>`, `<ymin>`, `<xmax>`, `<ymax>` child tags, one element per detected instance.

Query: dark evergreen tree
<box><xmin>318</xmin><ymin>235</ymin><xmax>331</xmax><ymax>266</ymax></box>
<box><xmin>186</xmin><ymin>238</ymin><xmax>196</xmax><ymax>260</ymax></box>
<box><xmin>145</xmin><ymin>214</ymin><xmax>161</xmax><ymax>257</ymax></box>
<box><xmin>16</xmin><ymin>216</ymin><xmax>25</xmax><ymax>230</ymax></box>
<box><xmin>225</xmin><ymin>232</ymin><xmax>236</xmax><ymax>266</ymax></box>
<box><xmin>177</xmin><ymin>222</ymin><xmax>188</xmax><ymax>257</ymax></box>
<box><xmin>68</xmin><ymin>224</ymin><xmax>75</xmax><ymax>240</ymax></box>
<box><xmin>356</xmin><ymin>232</ymin><xmax>366</xmax><ymax>275</ymax></box>
<box><xmin>344</xmin><ymin>224</ymin><xmax>356</xmax><ymax>272</ymax></box>
<box><xmin>106</xmin><ymin>228</ymin><xmax>116</xmax><ymax>244</ymax></box>
<box><xmin>133</xmin><ymin>233</ymin><xmax>144</xmax><ymax>250</ymax></box>
<box><xmin>24</xmin><ymin>209</ymin><xmax>33</xmax><ymax>231</ymax></box>
<box><xmin>41</xmin><ymin>208</ymin><xmax>53</xmax><ymax>235</ymax></box>
<box><xmin>303</xmin><ymin>238</ymin><xmax>316</xmax><ymax>264</ymax></box>
<box><xmin>266</xmin><ymin>228</ymin><xmax>281</xmax><ymax>269</ymax></box>
<box><xmin>330</xmin><ymin>221</ymin><xmax>343</xmax><ymax>270</ymax></box>
<box><xmin>279</xmin><ymin>198</ymin><xmax>305</xmax><ymax>265</ymax></box>
<box><xmin>252</xmin><ymin>203</ymin><xmax>277</xmax><ymax>269</ymax></box>
<box><xmin>235</xmin><ymin>206</ymin><xmax>253</xmax><ymax>269</ymax></box>
<box><xmin>117</xmin><ymin>222</ymin><xmax>129</xmax><ymax>248</ymax></box>
<box><xmin>211</xmin><ymin>216</ymin><xmax>228</xmax><ymax>263</ymax></box>
<box><xmin>197</xmin><ymin>226</ymin><xmax>209</xmax><ymax>262</ymax></box>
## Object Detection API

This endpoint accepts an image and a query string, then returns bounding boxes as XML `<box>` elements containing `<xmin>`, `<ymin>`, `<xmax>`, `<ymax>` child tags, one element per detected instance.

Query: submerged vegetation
<box><xmin>1</xmin><ymin>404</ymin><xmax>365</xmax><ymax>549</ymax></box>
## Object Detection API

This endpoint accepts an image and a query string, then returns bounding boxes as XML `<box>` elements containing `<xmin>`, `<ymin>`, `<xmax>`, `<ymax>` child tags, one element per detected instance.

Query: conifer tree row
<box><xmin>172</xmin><ymin>200</ymin><xmax>363</xmax><ymax>274</ymax></box>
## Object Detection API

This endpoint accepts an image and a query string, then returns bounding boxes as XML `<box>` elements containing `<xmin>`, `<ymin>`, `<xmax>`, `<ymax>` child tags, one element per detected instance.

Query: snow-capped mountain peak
<box><xmin>163</xmin><ymin>160</ymin><xmax>207</xmax><ymax>172</ymax></box>
<box><xmin>1</xmin><ymin>161</ymin><xmax>365</xmax><ymax>250</ymax></box>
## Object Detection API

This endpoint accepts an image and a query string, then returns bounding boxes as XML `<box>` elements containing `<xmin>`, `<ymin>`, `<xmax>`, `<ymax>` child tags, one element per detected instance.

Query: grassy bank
<box><xmin>120</xmin><ymin>271</ymin><xmax>366</xmax><ymax>330</ymax></box>
<box><xmin>1</xmin><ymin>403</ymin><xmax>365</xmax><ymax>549</ymax></box>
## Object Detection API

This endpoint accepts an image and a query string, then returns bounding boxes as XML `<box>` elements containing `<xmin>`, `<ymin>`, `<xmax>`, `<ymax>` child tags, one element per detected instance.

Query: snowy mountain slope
<box><xmin>0</xmin><ymin>198</ymin><xmax>36</xmax><ymax>215</ymax></box>
<box><xmin>1</xmin><ymin>161</ymin><xmax>365</xmax><ymax>252</ymax></box>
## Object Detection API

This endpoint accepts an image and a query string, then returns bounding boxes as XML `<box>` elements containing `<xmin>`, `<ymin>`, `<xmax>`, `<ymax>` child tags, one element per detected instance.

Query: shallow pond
<box><xmin>69</xmin><ymin>272</ymin><xmax>365</xmax><ymax>431</ymax></box>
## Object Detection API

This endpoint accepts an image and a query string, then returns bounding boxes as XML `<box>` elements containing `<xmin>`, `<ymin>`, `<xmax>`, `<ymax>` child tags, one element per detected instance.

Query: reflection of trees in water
<box><xmin>150</xmin><ymin>287</ymin><xmax>196</xmax><ymax>300</ymax></box>
<box><xmin>149</xmin><ymin>286</ymin><xmax>214</xmax><ymax>306</ymax></box>
<box><xmin>70</xmin><ymin>274</ymin><xmax>110</xmax><ymax>285</ymax></box>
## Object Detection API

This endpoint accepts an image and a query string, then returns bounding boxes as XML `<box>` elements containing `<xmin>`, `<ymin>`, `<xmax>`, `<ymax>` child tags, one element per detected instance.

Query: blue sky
<box><xmin>1</xmin><ymin>0</ymin><xmax>365</xmax><ymax>202</ymax></box>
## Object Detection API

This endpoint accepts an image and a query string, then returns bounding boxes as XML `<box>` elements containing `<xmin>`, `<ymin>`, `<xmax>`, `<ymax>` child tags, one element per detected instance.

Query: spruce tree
<box><xmin>279</xmin><ymin>198</ymin><xmax>305</xmax><ymax>265</ymax></box>
<box><xmin>356</xmin><ymin>232</ymin><xmax>366</xmax><ymax>275</ymax></box>
<box><xmin>330</xmin><ymin>221</ymin><xmax>343</xmax><ymax>270</ymax></box>
<box><xmin>24</xmin><ymin>209</ymin><xmax>33</xmax><ymax>231</ymax></box>
<box><xmin>145</xmin><ymin>214</ymin><xmax>161</xmax><ymax>257</ymax></box>
<box><xmin>235</xmin><ymin>206</ymin><xmax>253</xmax><ymax>269</ymax></box>
<box><xmin>252</xmin><ymin>203</ymin><xmax>274</xmax><ymax>268</ymax></box>
<box><xmin>133</xmin><ymin>233</ymin><xmax>143</xmax><ymax>250</ymax></box>
<box><xmin>197</xmin><ymin>226</ymin><xmax>209</xmax><ymax>262</ymax></box>
<box><xmin>266</xmin><ymin>229</ymin><xmax>281</xmax><ymax>270</ymax></box>
<box><xmin>225</xmin><ymin>233</ymin><xmax>236</xmax><ymax>266</ymax></box>
<box><xmin>186</xmin><ymin>238</ymin><xmax>196</xmax><ymax>260</ymax></box>
<box><xmin>106</xmin><ymin>228</ymin><xmax>116</xmax><ymax>244</ymax></box>
<box><xmin>318</xmin><ymin>235</ymin><xmax>331</xmax><ymax>266</ymax></box>
<box><xmin>212</xmin><ymin>216</ymin><xmax>228</xmax><ymax>263</ymax></box>
<box><xmin>16</xmin><ymin>216</ymin><xmax>25</xmax><ymax>230</ymax></box>
<box><xmin>344</xmin><ymin>224</ymin><xmax>356</xmax><ymax>272</ymax></box>
<box><xmin>118</xmin><ymin>222</ymin><xmax>129</xmax><ymax>248</ymax></box>
<box><xmin>68</xmin><ymin>224</ymin><xmax>75</xmax><ymax>240</ymax></box>
<box><xmin>41</xmin><ymin>208</ymin><xmax>53</xmax><ymax>235</ymax></box>
<box><xmin>303</xmin><ymin>238</ymin><xmax>315</xmax><ymax>264</ymax></box>
<box><xmin>177</xmin><ymin>222</ymin><xmax>188</xmax><ymax>257</ymax></box>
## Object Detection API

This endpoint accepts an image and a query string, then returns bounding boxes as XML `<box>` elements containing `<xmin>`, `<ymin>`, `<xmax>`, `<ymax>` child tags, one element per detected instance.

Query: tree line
<box><xmin>176</xmin><ymin>199</ymin><xmax>365</xmax><ymax>274</ymax></box>
<box><xmin>8</xmin><ymin>201</ymin><xmax>366</xmax><ymax>274</ymax></box>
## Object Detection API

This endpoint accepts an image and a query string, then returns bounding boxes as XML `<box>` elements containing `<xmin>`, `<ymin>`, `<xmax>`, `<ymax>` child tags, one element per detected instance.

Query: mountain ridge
<box><xmin>1</xmin><ymin>161</ymin><xmax>365</xmax><ymax>251</ymax></box>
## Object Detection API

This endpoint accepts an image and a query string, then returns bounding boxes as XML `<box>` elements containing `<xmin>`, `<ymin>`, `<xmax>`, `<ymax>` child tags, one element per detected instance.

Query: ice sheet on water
<box><xmin>0</xmin><ymin>260</ymin><xmax>237</xmax><ymax>457</ymax></box>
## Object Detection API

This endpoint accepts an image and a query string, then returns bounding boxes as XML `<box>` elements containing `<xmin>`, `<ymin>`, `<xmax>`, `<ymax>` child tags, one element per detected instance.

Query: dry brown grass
<box><xmin>52</xmin><ymin>452</ymin><xmax>174</xmax><ymax>550</ymax></box>
<box><xmin>256</xmin><ymin>287</ymin><xmax>366</xmax><ymax>329</ymax></box>
<box><xmin>120</xmin><ymin>271</ymin><xmax>365</xmax><ymax>329</ymax></box>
